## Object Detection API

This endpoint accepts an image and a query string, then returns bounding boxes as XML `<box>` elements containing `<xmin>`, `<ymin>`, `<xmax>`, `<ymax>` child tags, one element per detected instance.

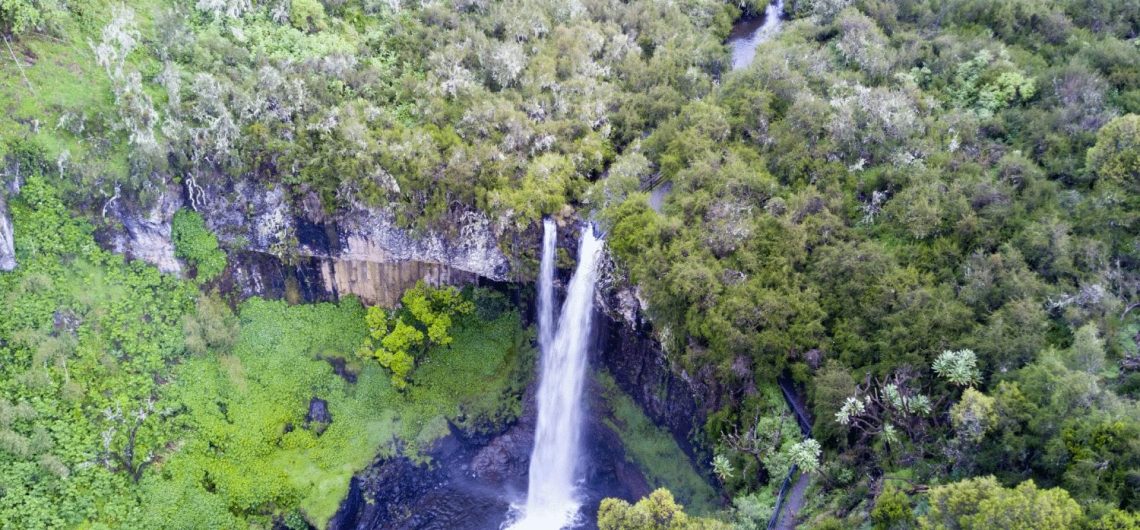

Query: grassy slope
<box><xmin>0</xmin><ymin>1</ymin><xmax>159</xmax><ymax>178</ymax></box>
<box><xmin>597</xmin><ymin>371</ymin><xmax>720</xmax><ymax>515</ymax></box>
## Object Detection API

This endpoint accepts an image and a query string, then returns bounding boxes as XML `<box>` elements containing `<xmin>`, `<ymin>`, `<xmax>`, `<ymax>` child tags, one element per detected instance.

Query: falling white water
<box><xmin>511</xmin><ymin>223</ymin><xmax>605</xmax><ymax>530</ymax></box>
<box><xmin>537</xmin><ymin>219</ymin><xmax>557</xmax><ymax>355</ymax></box>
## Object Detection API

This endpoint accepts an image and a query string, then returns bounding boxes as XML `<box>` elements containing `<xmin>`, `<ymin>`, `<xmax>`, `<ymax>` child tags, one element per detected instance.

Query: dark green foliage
<box><xmin>593</xmin><ymin>0</ymin><xmax>1140</xmax><ymax>524</ymax></box>
<box><xmin>872</xmin><ymin>488</ymin><xmax>915</xmax><ymax>530</ymax></box>
<box><xmin>171</xmin><ymin>209</ymin><xmax>226</xmax><ymax>283</ymax></box>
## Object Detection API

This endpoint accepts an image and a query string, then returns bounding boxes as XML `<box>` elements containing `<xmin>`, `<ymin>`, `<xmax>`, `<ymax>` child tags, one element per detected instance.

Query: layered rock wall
<box><xmin>106</xmin><ymin>177</ymin><xmax>510</xmax><ymax>306</ymax></box>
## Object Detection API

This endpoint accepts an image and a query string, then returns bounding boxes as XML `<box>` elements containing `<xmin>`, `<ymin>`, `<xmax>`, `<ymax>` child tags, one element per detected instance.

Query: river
<box><xmin>725</xmin><ymin>0</ymin><xmax>785</xmax><ymax>71</ymax></box>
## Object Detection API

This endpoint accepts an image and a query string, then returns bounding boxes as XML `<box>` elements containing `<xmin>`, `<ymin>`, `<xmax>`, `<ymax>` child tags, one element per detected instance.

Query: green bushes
<box><xmin>598</xmin><ymin>489</ymin><xmax>731</xmax><ymax>530</ymax></box>
<box><xmin>0</xmin><ymin>176</ymin><xmax>197</xmax><ymax>527</ymax></box>
<box><xmin>171</xmin><ymin>209</ymin><xmax>226</xmax><ymax>283</ymax></box>
<box><xmin>360</xmin><ymin>281</ymin><xmax>475</xmax><ymax>389</ymax></box>
<box><xmin>920</xmin><ymin>477</ymin><xmax>1083</xmax><ymax>530</ymax></box>
<box><xmin>0</xmin><ymin>0</ymin><xmax>66</xmax><ymax>35</ymax></box>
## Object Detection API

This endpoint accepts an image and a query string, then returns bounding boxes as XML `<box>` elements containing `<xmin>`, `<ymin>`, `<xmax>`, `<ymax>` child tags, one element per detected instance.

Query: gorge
<box><xmin>2</xmin><ymin>0</ymin><xmax>1138</xmax><ymax>528</ymax></box>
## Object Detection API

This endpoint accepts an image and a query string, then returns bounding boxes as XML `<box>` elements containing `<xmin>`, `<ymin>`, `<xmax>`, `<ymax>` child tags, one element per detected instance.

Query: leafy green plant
<box><xmin>0</xmin><ymin>176</ymin><xmax>197</xmax><ymax>527</ymax></box>
<box><xmin>171</xmin><ymin>209</ymin><xmax>226</xmax><ymax>283</ymax></box>
<box><xmin>360</xmin><ymin>281</ymin><xmax>474</xmax><ymax>389</ymax></box>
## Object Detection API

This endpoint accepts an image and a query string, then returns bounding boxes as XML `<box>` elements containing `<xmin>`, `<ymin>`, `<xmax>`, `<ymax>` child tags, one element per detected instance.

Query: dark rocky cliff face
<box><xmin>595</xmin><ymin>303</ymin><xmax>707</xmax><ymax>459</ymax></box>
<box><xmin>101</xmin><ymin>177</ymin><xmax>510</xmax><ymax>307</ymax></box>
<box><xmin>327</xmin><ymin>372</ymin><xmax>651</xmax><ymax>530</ymax></box>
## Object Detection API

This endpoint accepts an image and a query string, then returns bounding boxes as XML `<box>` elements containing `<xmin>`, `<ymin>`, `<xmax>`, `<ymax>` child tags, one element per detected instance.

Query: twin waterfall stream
<box><xmin>509</xmin><ymin>220</ymin><xmax>605</xmax><ymax>529</ymax></box>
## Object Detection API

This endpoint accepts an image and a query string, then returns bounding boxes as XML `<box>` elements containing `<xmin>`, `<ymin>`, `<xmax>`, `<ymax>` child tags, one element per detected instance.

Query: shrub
<box><xmin>171</xmin><ymin>209</ymin><xmax>226</xmax><ymax>283</ymax></box>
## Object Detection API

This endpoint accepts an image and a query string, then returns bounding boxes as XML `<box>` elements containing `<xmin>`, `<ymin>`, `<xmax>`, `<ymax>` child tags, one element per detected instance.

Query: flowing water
<box><xmin>537</xmin><ymin>219</ymin><xmax>557</xmax><ymax>355</ymax></box>
<box><xmin>510</xmin><ymin>223</ymin><xmax>605</xmax><ymax>530</ymax></box>
<box><xmin>726</xmin><ymin>0</ymin><xmax>785</xmax><ymax>70</ymax></box>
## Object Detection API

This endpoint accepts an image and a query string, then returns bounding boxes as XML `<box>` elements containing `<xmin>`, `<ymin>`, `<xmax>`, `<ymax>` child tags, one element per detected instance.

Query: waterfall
<box><xmin>511</xmin><ymin>222</ymin><xmax>605</xmax><ymax>530</ymax></box>
<box><xmin>537</xmin><ymin>219</ymin><xmax>557</xmax><ymax>356</ymax></box>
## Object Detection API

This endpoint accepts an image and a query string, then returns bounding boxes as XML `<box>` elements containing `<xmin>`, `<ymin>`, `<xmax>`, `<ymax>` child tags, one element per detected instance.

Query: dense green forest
<box><xmin>1</xmin><ymin>0</ymin><xmax>1139</xmax><ymax>528</ymax></box>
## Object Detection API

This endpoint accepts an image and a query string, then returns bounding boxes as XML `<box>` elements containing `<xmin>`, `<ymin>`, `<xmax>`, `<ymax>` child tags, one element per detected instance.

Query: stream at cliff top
<box><xmin>725</xmin><ymin>0</ymin><xmax>785</xmax><ymax>70</ymax></box>
<box><xmin>647</xmin><ymin>1</ymin><xmax>785</xmax><ymax>211</ymax></box>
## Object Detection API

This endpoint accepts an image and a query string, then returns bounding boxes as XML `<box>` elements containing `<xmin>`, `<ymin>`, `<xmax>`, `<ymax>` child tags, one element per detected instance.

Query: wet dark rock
<box><xmin>321</xmin><ymin>356</ymin><xmax>358</xmax><ymax>384</ymax></box>
<box><xmin>329</xmin><ymin>425</ymin><xmax>517</xmax><ymax>530</ymax></box>
<box><xmin>103</xmin><ymin>184</ymin><xmax>182</xmax><ymax>274</ymax></box>
<box><xmin>594</xmin><ymin>299</ymin><xmax>714</xmax><ymax>462</ymax></box>
<box><xmin>306</xmin><ymin>397</ymin><xmax>332</xmax><ymax>435</ymax></box>
<box><xmin>470</xmin><ymin>426</ymin><xmax>532</xmax><ymax>484</ymax></box>
<box><xmin>330</xmin><ymin>352</ymin><xmax>661</xmax><ymax>530</ymax></box>
<box><xmin>52</xmin><ymin>309</ymin><xmax>81</xmax><ymax>336</ymax></box>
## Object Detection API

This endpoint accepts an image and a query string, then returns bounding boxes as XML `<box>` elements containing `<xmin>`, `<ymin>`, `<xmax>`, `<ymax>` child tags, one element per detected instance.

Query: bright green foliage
<box><xmin>0</xmin><ymin>0</ymin><xmax>68</xmax><ymax>35</ymax></box>
<box><xmin>182</xmin><ymin>293</ymin><xmax>239</xmax><ymax>356</ymax></box>
<box><xmin>713</xmin><ymin>453</ymin><xmax>734</xmax><ymax>482</ymax></box>
<box><xmin>921</xmin><ymin>476</ymin><xmax>1083</xmax><ymax>530</ymax></box>
<box><xmin>361</xmin><ymin>281</ymin><xmax>474</xmax><ymax>389</ymax></box>
<box><xmin>731</xmin><ymin>489</ymin><xmax>777</xmax><ymax>530</ymax></box>
<box><xmin>1087</xmin><ymin>114</ymin><xmax>1140</xmax><ymax>187</ymax></box>
<box><xmin>403</xmin><ymin>281</ymin><xmax>473</xmax><ymax>347</ymax></box>
<box><xmin>171</xmin><ymin>209</ymin><xmax>226</xmax><ymax>283</ymax></box>
<box><xmin>1088</xmin><ymin>510</ymin><xmax>1140</xmax><ymax>530</ymax></box>
<box><xmin>136</xmin><ymin>295</ymin><xmax>528</xmax><ymax>528</ymax></box>
<box><xmin>952</xmin><ymin>50</ymin><xmax>1037</xmax><ymax>118</ymax></box>
<box><xmin>491</xmin><ymin>153</ymin><xmax>581</xmax><ymax>228</ymax></box>
<box><xmin>138</xmin><ymin>298</ymin><xmax>381</xmax><ymax>528</ymax></box>
<box><xmin>950</xmin><ymin>388</ymin><xmax>997</xmax><ymax>443</ymax></box>
<box><xmin>1083</xmin><ymin>114</ymin><xmax>1140</xmax><ymax>260</ymax></box>
<box><xmin>788</xmin><ymin>439</ymin><xmax>822</xmax><ymax>474</ymax></box>
<box><xmin>0</xmin><ymin>0</ymin><xmax>39</xmax><ymax>34</ymax></box>
<box><xmin>372</xmin><ymin>318</ymin><xmax>422</xmax><ymax>388</ymax></box>
<box><xmin>598</xmin><ymin>489</ymin><xmax>731</xmax><ymax>530</ymax></box>
<box><xmin>289</xmin><ymin>0</ymin><xmax>327</xmax><ymax>32</ymax></box>
<box><xmin>1065</xmin><ymin>323</ymin><xmax>1106</xmax><ymax>374</ymax></box>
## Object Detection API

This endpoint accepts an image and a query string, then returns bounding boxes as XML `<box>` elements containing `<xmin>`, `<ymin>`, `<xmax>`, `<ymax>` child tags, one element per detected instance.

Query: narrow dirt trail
<box><xmin>775</xmin><ymin>472</ymin><xmax>811</xmax><ymax>529</ymax></box>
